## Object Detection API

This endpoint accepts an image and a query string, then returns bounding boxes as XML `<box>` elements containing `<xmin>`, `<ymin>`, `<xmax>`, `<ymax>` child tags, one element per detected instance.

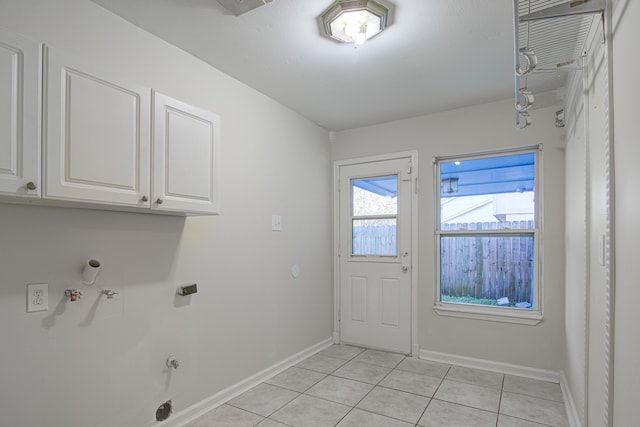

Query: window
<box><xmin>434</xmin><ymin>147</ymin><xmax>542</xmax><ymax>324</ymax></box>
<box><xmin>351</xmin><ymin>175</ymin><xmax>398</xmax><ymax>257</ymax></box>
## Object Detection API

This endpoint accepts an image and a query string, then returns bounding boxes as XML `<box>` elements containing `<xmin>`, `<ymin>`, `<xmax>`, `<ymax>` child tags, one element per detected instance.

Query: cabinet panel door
<box><xmin>152</xmin><ymin>92</ymin><xmax>220</xmax><ymax>214</ymax></box>
<box><xmin>44</xmin><ymin>46</ymin><xmax>150</xmax><ymax>207</ymax></box>
<box><xmin>0</xmin><ymin>29</ymin><xmax>39</xmax><ymax>198</ymax></box>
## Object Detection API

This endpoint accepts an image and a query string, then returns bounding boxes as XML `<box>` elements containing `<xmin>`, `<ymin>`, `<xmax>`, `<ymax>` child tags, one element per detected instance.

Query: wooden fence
<box><xmin>352</xmin><ymin>220</ymin><xmax>534</xmax><ymax>305</ymax></box>
<box><xmin>352</xmin><ymin>224</ymin><xmax>396</xmax><ymax>256</ymax></box>
<box><xmin>440</xmin><ymin>221</ymin><xmax>534</xmax><ymax>305</ymax></box>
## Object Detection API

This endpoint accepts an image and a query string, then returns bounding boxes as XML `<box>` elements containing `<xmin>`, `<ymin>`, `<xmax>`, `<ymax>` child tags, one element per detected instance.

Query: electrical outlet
<box><xmin>27</xmin><ymin>283</ymin><xmax>49</xmax><ymax>313</ymax></box>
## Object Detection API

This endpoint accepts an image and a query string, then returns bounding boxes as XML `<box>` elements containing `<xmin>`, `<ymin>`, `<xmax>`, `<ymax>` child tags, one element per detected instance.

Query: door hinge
<box><xmin>415</xmin><ymin>177</ymin><xmax>419</xmax><ymax>194</ymax></box>
<box><xmin>338</xmin><ymin>310</ymin><xmax>341</xmax><ymax>322</ymax></box>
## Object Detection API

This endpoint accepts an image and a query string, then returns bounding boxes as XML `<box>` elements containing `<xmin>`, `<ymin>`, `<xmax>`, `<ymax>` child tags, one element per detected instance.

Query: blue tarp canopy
<box><xmin>353</xmin><ymin>153</ymin><xmax>535</xmax><ymax>198</ymax></box>
<box><xmin>353</xmin><ymin>176</ymin><xmax>397</xmax><ymax>198</ymax></box>
<box><xmin>440</xmin><ymin>153</ymin><xmax>535</xmax><ymax>198</ymax></box>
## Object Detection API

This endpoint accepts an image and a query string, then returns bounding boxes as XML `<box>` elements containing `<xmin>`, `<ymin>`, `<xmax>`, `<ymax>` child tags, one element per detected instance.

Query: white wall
<box><xmin>611</xmin><ymin>0</ymin><xmax>640</xmax><ymax>425</ymax></box>
<box><xmin>0</xmin><ymin>1</ymin><xmax>332</xmax><ymax>426</ymax></box>
<box><xmin>332</xmin><ymin>99</ymin><xmax>566</xmax><ymax>371</ymax></box>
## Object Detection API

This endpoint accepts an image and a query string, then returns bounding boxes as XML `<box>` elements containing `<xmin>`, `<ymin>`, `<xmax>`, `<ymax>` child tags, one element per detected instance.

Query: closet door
<box><xmin>43</xmin><ymin>46</ymin><xmax>150</xmax><ymax>207</ymax></box>
<box><xmin>152</xmin><ymin>92</ymin><xmax>220</xmax><ymax>214</ymax></box>
<box><xmin>0</xmin><ymin>29</ymin><xmax>40</xmax><ymax>198</ymax></box>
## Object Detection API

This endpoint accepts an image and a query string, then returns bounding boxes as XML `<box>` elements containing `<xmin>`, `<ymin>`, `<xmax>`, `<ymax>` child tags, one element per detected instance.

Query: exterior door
<box><xmin>338</xmin><ymin>157</ymin><xmax>413</xmax><ymax>354</ymax></box>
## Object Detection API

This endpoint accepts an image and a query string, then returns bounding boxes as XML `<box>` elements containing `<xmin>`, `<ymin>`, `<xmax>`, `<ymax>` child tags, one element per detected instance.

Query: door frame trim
<box><xmin>333</xmin><ymin>151</ymin><xmax>419</xmax><ymax>357</ymax></box>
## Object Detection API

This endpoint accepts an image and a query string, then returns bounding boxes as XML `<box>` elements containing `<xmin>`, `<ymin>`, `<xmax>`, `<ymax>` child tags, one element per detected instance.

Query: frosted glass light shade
<box><xmin>321</xmin><ymin>0</ymin><xmax>391</xmax><ymax>45</ymax></box>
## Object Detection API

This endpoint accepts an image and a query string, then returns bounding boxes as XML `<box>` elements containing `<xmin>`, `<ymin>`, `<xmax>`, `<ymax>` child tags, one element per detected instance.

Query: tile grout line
<box><xmin>375</xmin><ymin>383</ymin><xmax>440</xmax><ymax>400</ymax></box>
<box><xmin>310</xmin><ymin>371</ymin><xmax>473</xmax><ymax>409</ymax></box>
<box><xmin>294</xmin><ymin>356</ymin><xmax>350</xmax><ymax>375</ymax></box>
<box><xmin>424</xmin><ymin>363</ymin><xmax>508</xmax><ymax>420</ymax></box>
<box><xmin>331</xmin><ymin>406</ymin><xmax>354</xmax><ymax>426</ymax></box>
<box><xmin>223</xmin><ymin>402</ymin><xmax>286</xmax><ymax>423</ymax></box>
<box><xmin>214</xmin><ymin>346</ymin><xmax>564</xmax><ymax>427</ymax></box>
<box><xmin>496</xmin><ymin>373</ymin><xmax>505</xmax><ymax>427</ymax></box>
<box><xmin>444</xmin><ymin>366</ymin><xmax>505</xmax><ymax>391</ymax></box>
<box><xmin>329</xmin><ymin>365</ymin><xmax>380</xmax><ymax>427</ymax></box>
<box><xmin>225</xmin><ymin>402</ymin><xmax>269</xmax><ymax>419</ymax></box>
<box><xmin>498</xmin><ymin>413</ymin><xmax>556</xmax><ymax>427</ymax></box>
<box><xmin>305</xmin><ymin>366</ymin><xmax>438</xmax><ymax>405</ymax></box>
<box><xmin>499</xmin><ymin>378</ymin><xmax>565</xmax><ymax>426</ymax></box>
<box><xmin>264</xmin><ymin>380</ymin><xmax>327</xmax><ymax>395</ymax></box>
<box><xmin>301</xmin><ymin>373</ymin><xmax>372</xmax><ymax>408</ymax></box>
<box><xmin>227</xmin><ymin>382</ymin><xmax>302</xmax><ymax>419</ymax></box>
<box><xmin>355</xmin><ymin>355</ymin><xmax>434</xmax><ymax>426</ymax></box>
<box><xmin>297</xmin><ymin>346</ymin><xmax>375</xmax><ymax>427</ymax></box>
<box><xmin>413</xmin><ymin>363</ymin><xmax>452</xmax><ymax>427</ymax></box>
<box><xmin>231</xmin><ymin>345</ymin><xmax>368</xmax><ymax>424</ymax></box>
<box><xmin>414</xmin><ymin>396</ymin><xmax>433</xmax><ymax>427</ymax></box>
<box><xmin>502</xmin><ymin>388</ymin><xmax>567</xmax><ymax>404</ymax></box>
<box><xmin>331</xmin><ymin>354</ymin><xmax>412</xmax><ymax>426</ymax></box>
<box><xmin>258</xmin><ymin>414</ymin><xmax>295</xmax><ymax>427</ymax></box>
<box><xmin>427</xmin><ymin>397</ymin><xmax>502</xmax><ymax>416</ymax></box>
<box><xmin>441</xmin><ymin>376</ymin><xmax>503</xmax><ymax>391</ymax></box>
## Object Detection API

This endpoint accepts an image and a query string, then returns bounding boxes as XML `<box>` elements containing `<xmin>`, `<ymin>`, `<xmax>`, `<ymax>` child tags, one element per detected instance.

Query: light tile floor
<box><xmin>184</xmin><ymin>345</ymin><xmax>569</xmax><ymax>427</ymax></box>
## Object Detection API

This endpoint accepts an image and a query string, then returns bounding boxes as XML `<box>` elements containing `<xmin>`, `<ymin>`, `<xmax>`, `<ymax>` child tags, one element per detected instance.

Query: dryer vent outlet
<box><xmin>216</xmin><ymin>0</ymin><xmax>273</xmax><ymax>16</ymax></box>
<box><xmin>156</xmin><ymin>400</ymin><xmax>172</xmax><ymax>422</ymax></box>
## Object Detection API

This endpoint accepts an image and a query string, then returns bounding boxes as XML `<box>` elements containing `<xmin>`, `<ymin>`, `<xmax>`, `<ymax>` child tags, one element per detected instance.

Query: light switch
<box><xmin>272</xmin><ymin>215</ymin><xmax>282</xmax><ymax>231</ymax></box>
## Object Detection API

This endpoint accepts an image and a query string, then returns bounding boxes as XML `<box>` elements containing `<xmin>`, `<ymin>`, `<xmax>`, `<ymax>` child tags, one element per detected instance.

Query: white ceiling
<box><xmin>92</xmin><ymin>0</ymin><xmax>566</xmax><ymax>131</ymax></box>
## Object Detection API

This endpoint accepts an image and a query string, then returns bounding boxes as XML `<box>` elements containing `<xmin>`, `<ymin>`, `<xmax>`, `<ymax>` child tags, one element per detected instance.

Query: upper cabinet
<box><xmin>43</xmin><ymin>46</ymin><xmax>151</xmax><ymax>208</ymax></box>
<box><xmin>152</xmin><ymin>92</ymin><xmax>220</xmax><ymax>215</ymax></box>
<box><xmin>0</xmin><ymin>29</ymin><xmax>40</xmax><ymax>199</ymax></box>
<box><xmin>0</xmin><ymin>30</ymin><xmax>221</xmax><ymax>216</ymax></box>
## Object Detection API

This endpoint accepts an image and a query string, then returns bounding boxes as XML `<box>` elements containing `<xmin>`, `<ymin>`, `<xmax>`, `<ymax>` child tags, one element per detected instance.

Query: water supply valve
<box><xmin>166</xmin><ymin>356</ymin><xmax>180</xmax><ymax>369</ymax></box>
<box><xmin>64</xmin><ymin>289</ymin><xmax>83</xmax><ymax>302</ymax></box>
<box><xmin>101</xmin><ymin>289</ymin><xmax>119</xmax><ymax>299</ymax></box>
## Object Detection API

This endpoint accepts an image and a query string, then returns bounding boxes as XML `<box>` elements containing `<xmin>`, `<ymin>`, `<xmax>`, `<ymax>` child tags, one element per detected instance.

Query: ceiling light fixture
<box><xmin>320</xmin><ymin>0</ymin><xmax>393</xmax><ymax>47</ymax></box>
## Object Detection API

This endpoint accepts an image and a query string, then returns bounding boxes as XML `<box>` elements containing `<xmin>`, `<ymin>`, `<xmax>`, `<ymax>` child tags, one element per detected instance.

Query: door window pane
<box><xmin>351</xmin><ymin>175</ymin><xmax>398</xmax><ymax>257</ymax></box>
<box><xmin>352</xmin><ymin>176</ymin><xmax>397</xmax><ymax>216</ymax></box>
<box><xmin>352</xmin><ymin>219</ymin><xmax>397</xmax><ymax>256</ymax></box>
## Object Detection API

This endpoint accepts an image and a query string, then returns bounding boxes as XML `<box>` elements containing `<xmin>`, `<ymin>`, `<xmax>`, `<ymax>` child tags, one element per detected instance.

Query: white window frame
<box><xmin>433</xmin><ymin>145</ymin><xmax>543</xmax><ymax>325</ymax></box>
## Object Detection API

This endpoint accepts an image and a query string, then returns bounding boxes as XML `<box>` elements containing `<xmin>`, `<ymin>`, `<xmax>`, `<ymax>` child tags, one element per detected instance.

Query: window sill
<box><xmin>433</xmin><ymin>303</ymin><xmax>543</xmax><ymax>325</ymax></box>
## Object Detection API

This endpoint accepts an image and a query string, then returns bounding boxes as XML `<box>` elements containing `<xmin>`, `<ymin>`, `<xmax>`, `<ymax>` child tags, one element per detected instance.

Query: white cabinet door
<box><xmin>44</xmin><ymin>46</ymin><xmax>151</xmax><ymax>207</ymax></box>
<box><xmin>152</xmin><ymin>92</ymin><xmax>220</xmax><ymax>214</ymax></box>
<box><xmin>0</xmin><ymin>29</ymin><xmax>40</xmax><ymax>198</ymax></box>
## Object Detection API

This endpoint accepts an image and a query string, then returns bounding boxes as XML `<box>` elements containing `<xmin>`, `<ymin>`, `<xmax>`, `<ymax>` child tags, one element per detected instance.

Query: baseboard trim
<box><xmin>159</xmin><ymin>338</ymin><xmax>334</xmax><ymax>427</ymax></box>
<box><xmin>419</xmin><ymin>349</ymin><xmax>560</xmax><ymax>383</ymax></box>
<box><xmin>560</xmin><ymin>371</ymin><xmax>583</xmax><ymax>427</ymax></box>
